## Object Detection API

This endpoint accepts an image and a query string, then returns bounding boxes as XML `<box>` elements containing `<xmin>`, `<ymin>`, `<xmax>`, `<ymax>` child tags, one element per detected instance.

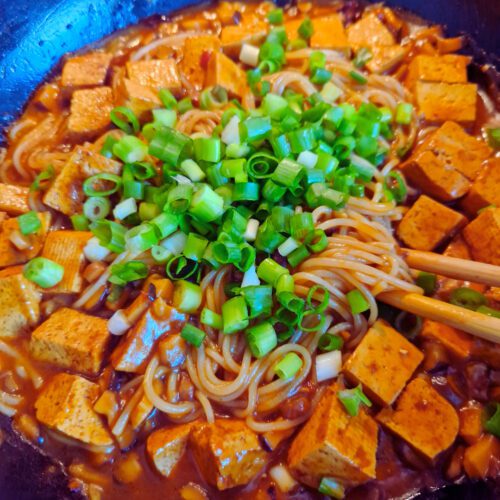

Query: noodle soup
<box><xmin>0</xmin><ymin>1</ymin><xmax>499</xmax><ymax>499</ymax></box>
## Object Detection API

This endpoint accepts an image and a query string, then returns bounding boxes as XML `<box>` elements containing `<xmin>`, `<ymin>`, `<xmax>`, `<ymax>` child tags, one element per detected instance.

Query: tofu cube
<box><xmin>415</xmin><ymin>82</ymin><xmax>477</xmax><ymax>124</ymax></box>
<box><xmin>44</xmin><ymin>146</ymin><xmax>121</xmax><ymax>216</ymax></box>
<box><xmin>35</xmin><ymin>372</ymin><xmax>113</xmax><ymax>447</ymax></box>
<box><xmin>0</xmin><ymin>212</ymin><xmax>51</xmax><ymax>267</ymax></box>
<box><xmin>310</xmin><ymin>15</ymin><xmax>349</xmax><ymax>52</ymax></box>
<box><xmin>147</xmin><ymin>423</ymin><xmax>195</xmax><ymax>477</ymax></box>
<box><xmin>68</xmin><ymin>87</ymin><xmax>114</xmax><ymax>137</ymax></box>
<box><xmin>344</xmin><ymin>320</ymin><xmax>424</xmax><ymax>406</ymax></box>
<box><xmin>347</xmin><ymin>13</ymin><xmax>395</xmax><ymax>49</ymax></box>
<box><xmin>401</xmin><ymin>150</ymin><xmax>470</xmax><ymax>202</ymax></box>
<box><xmin>111</xmin><ymin>298</ymin><xmax>186</xmax><ymax>373</ymax></box>
<box><xmin>461</xmin><ymin>158</ymin><xmax>500</xmax><ymax>215</ymax></box>
<box><xmin>190</xmin><ymin>419</ymin><xmax>268</xmax><ymax>490</ymax></box>
<box><xmin>29</xmin><ymin>307</ymin><xmax>111</xmax><ymax>375</ymax></box>
<box><xmin>463</xmin><ymin>207</ymin><xmax>500</xmax><ymax>265</ymax></box>
<box><xmin>180</xmin><ymin>35</ymin><xmax>221</xmax><ymax>89</ymax></box>
<box><xmin>420</xmin><ymin>319</ymin><xmax>473</xmax><ymax>359</ymax></box>
<box><xmin>220</xmin><ymin>19</ymin><xmax>268</xmax><ymax>55</ymax></box>
<box><xmin>397</xmin><ymin>195</ymin><xmax>466</xmax><ymax>251</ymax></box>
<box><xmin>406</xmin><ymin>54</ymin><xmax>470</xmax><ymax>88</ymax></box>
<box><xmin>459</xmin><ymin>402</ymin><xmax>484</xmax><ymax>444</ymax></box>
<box><xmin>376</xmin><ymin>377</ymin><xmax>459</xmax><ymax>461</ymax></box>
<box><xmin>288</xmin><ymin>384</ymin><xmax>378</xmax><ymax>487</ymax></box>
<box><xmin>366</xmin><ymin>45</ymin><xmax>407</xmax><ymax>74</ymax></box>
<box><xmin>463</xmin><ymin>434</ymin><xmax>500</xmax><ymax>479</ymax></box>
<box><xmin>130</xmin><ymin>392</ymin><xmax>154</xmax><ymax>429</ymax></box>
<box><xmin>418</xmin><ymin>121</ymin><xmax>492</xmax><ymax>180</ymax></box>
<box><xmin>0</xmin><ymin>183</ymin><xmax>30</xmax><ymax>215</ymax></box>
<box><xmin>61</xmin><ymin>52</ymin><xmax>113</xmax><ymax>88</ymax></box>
<box><xmin>205</xmin><ymin>52</ymin><xmax>248</xmax><ymax>99</ymax></box>
<box><xmin>126</xmin><ymin>60</ymin><xmax>181</xmax><ymax>94</ymax></box>
<box><xmin>123</xmin><ymin>79</ymin><xmax>161</xmax><ymax>118</ymax></box>
<box><xmin>0</xmin><ymin>273</ymin><xmax>40</xmax><ymax>338</ymax></box>
<box><xmin>41</xmin><ymin>231</ymin><xmax>92</xmax><ymax>294</ymax></box>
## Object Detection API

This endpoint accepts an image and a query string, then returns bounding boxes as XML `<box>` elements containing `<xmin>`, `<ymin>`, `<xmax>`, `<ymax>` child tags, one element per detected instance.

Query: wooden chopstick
<box><xmin>403</xmin><ymin>249</ymin><xmax>500</xmax><ymax>287</ymax></box>
<box><xmin>378</xmin><ymin>290</ymin><xmax>500</xmax><ymax>345</ymax></box>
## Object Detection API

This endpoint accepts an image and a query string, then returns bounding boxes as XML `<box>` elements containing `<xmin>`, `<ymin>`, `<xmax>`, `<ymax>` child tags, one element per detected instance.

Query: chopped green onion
<box><xmin>272</xmin><ymin>158</ymin><xmax>304</xmax><ymax>187</ymax></box>
<box><xmin>151</xmin><ymin>245</ymin><xmax>171</xmax><ymax>264</ymax></box>
<box><xmin>177</xmin><ymin>97</ymin><xmax>193</xmax><ymax>114</ymax></box>
<box><xmin>70</xmin><ymin>214</ymin><xmax>89</xmax><ymax>231</ymax></box>
<box><xmin>347</xmin><ymin>289</ymin><xmax>370</xmax><ymax>314</ymax></box>
<box><xmin>222</xmin><ymin>295</ymin><xmax>249</xmax><ymax>334</ymax></box>
<box><xmin>476</xmin><ymin>305</ymin><xmax>500</xmax><ymax>318</ymax></box>
<box><xmin>17</xmin><ymin>211</ymin><xmax>41</xmax><ymax>235</ymax></box>
<box><xmin>267</xmin><ymin>8</ymin><xmax>283</xmax><ymax>25</ymax></box>
<box><xmin>306</xmin><ymin>228</ymin><xmax>328</xmax><ymax>253</ymax></box>
<box><xmin>257</xmin><ymin>258</ymin><xmax>289</xmax><ymax>287</ymax></box>
<box><xmin>298</xmin><ymin>17</ymin><xmax>313</xmax><ymax>40</ymax></box>
<box><xmin>166</xmin><ymin>256</ymin><xmax>198</xmax><ymax>280</ymax></box>
<box><xmin>139</xmin><ymin>202</ymin><xmax>160</xmax><ymax>221</ymax></box>
<box><xmin>200</xmin><ymin>308</ymin><xmax>223</xmax><ymax>329</ymax></box>
<box><xmin>153</xmin><ymin>108</ymin><xmax>177</xmax><ymax>128</ymax></box>
<box><xmin>486</xmin><ymin>127</ymin><xmax>500</xmax><ymax>149</ymax></box>
<box><xmin>353</xmin><ymin>47</ymin><xmax>373</xmax><ymax>68</ymax></box>
<box><xmin>23</xmin><ymin>257</ymin><xmax>64</xmax><ymax>288</ymax></box>
<box><xmin>100</xmin><ymin>136</ymin><xmax>118</xmax><ymax>159</ymax></box>
<box><xmin>275</xmin><ymin>352</ymin><xmax>303</xmax><ymax>380</ymax></box>
<box><xmin>125</xmin><ymin>223</ymin><xmax>158</xmax><ymax>252</ymax></box>
<box><xmin>246</xmin><ymin>321</ymin><xmax>277</xmax><ymax>358</ymax></box>
<box><xmin>189</xmin><ymin>184</ymin><xmax>224</xmax><ymax>223</ymax></box>
<box><xmin>318</xmin><ymin>334</ymin><xmax>344</xmax><ymax>352</ymax></box>
<box><xmin>240</xmin><ymin>285</ymin><xmax>273</xmax><ymax>318</ymax></box>
<box><xmin>349</xmin><ymin>70</ymin><xmax>367</xmax><ymax>84</ymax></box>
<box><xmin>109</xmin><ymin>261</ymin><xmax>148</xmax><ymax>285</ymax></box>
<box><xmin>167</xmin><ymin>184</ymin><xmax>193</xmax><ymax>214</ymax></box>
<box><xmin>306</xmin><ymin>285</ymin><xmax>330</xmax><ymax>314</ymax></box>
<box><xmin>113</xmin><ymin>135</ymin><xmax>148</xmax><ymax>163</ymax></box>
<box><xmin>395</xmin><ymin>102</ymin><xmax>414</xmax><ymax>125</ymax></box>
<box><xmin>173</xmin><ymin>280</ymin><xmax>202</xmax><ymax>313</ymax></box>
<box><xmin>311</xmin><ymin>67</ymin><xmax>332</xmax><ymax>85</ymax></box>
<box><xmin>110</xmin><ymin>106</ymin><xmax>139</xmax><ymax>134</ymax></box>
<box><xmin>184</xmin><ymin>233</ymin><xmax>208</xmax><ymax>261</ymax></box>
<box><xmin>287</xmin><ymin>244</ymin><xmax>310</xmax><ymax>268</ymax></box>
<box><xmin>180</xmin><ymin>159</ymin><xmax>206</xmax><ymax>182</ymax></box>
<box><xmin>450</xmin><ymin>287</ymin><xmax>486</xmax><ymax>310</ymax></box>
<box><xmin>130</xmin><ymin>162</ymin><xmax>157</xmax><ymax>180</ymax></box>
<box><xmin>318</xmin><ymin>477</ymin><xmax>345</xmax><ymax>499</ymax></box>
<box><xmin>90</xmin><ymin>220</ymin><xmax>126</xmax><ymax>253</ymax></box>
<box><xmin>149</xmin><ymin>127</ymin><xmax>193</xmax><ymax>165</ymax></box>
<box><xmin>290</xmin><ymin>212</ymin><xmax>314</xmax><ymax>241</ymax></box>
<box><xmin>484</xmin><ymin>403</ymin><xmax>500</xmax><ymax>438</ymax></box>
<box><xmin>338</xmin><ymin>384</ymin><xmax>372</xmax><ymax>416</ymax></box>
<box><xmin>384</xmin><ymin>171</ymin><xmax>407</xmax><ymax>203</ymax></box>
<box><xmin>416</xmin><ymin>272</ymin><xmax>437</xmax><ymax>296</ymax></box>
<box><xmin>276</xmin><ymin>273</ymin><xmax>295</xmax><ymax>295</ymax></box>
<box><xmin>150</xmin><ymin>212</ymin><xmax>178</xmax><ymax>239</ymax></box>
<box><xmin>180</xmin><ymin>323</ymin><xmax>206</xmax><ymax>347</ymax></box>
<box><xmin>200</xmin><ymin>86</ymin><xmax>228</xmax><ymax>110</ymax></box>
<box><xmin>30</xmin><ymin>165</ymin><xmax>55</xmax><ymax>192</ymax></box>
<box><xmin>241</xmin><ymin>116</ymin><xmax>272</xmax><ymax>142</ymax></box>
<box><xmin>113</xmin><ymin>197</ymin><xmax>137</xmax><ymax>220</ymax></box>
<box><xmin>159</xmin><ymin>88</ymin><xmax>177</xmax><ymax>109</ymax></box>
<box><xmin>83</xmin><ymin>196</ymin><xmax>110</xmax><ymax>221</ymax></box>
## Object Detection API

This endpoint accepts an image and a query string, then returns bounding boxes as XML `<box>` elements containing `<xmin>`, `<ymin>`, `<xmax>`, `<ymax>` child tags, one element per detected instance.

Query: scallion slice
<box><xmin>173</xmin><ymin>280</ymin><xmax>202</xmax><ymax>313</ymax></box>
<box><xmin>180</xmin><ymin>323</ymin><xmax>206</xmax><ymax>347</ymax></box>
<box><xmin>275</xmin><ymin>352</ymin><xmax>303</xmax><ymax>380</ymax></box>
<box><xmin>17</xmin><ymin>211</ymin><xmax>41</xmax><ymax>235</ymax></box>
<box><xmin>246</xmin><ymin>321</ymin><xmax>278</xmax><ymax>358</ymax></box>
<box><xmin>337</xmin><ymin>384</ymin><xmax>372</xmax><ymax>416</ymax></box>
<box><xmin>23</xmin><ymin>257</ymin><xmax>64</xmax><ymax>288</ymax></box>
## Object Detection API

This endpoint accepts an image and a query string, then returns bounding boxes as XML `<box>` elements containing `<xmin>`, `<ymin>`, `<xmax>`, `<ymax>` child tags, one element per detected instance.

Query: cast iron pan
<box><xmin>0</xmin><ymin>1</ymin><xmax>499</xmax><ymax>498</ymax></box>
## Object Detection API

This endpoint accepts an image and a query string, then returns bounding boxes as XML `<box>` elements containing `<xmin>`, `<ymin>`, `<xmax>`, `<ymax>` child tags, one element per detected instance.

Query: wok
<box><xmin>0</xmin><ymin>1</ymin><xmax>499</xmax><ymax>498</ymax></box>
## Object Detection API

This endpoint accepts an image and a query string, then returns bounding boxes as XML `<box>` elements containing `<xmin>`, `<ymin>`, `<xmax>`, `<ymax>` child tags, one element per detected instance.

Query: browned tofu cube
<box><xmin>0</xmin><ymin>212</ymin><xmax>51</xmax><ymax>267</ymax></box>
<box><xmin>463</xmin><ymin>207</ymin><xmax>500</xmax><ymax>265</ymax></box>
<box><xmin>220</xmin><ymin>19</ymin><xmax>268</xmax><ymax>55</ymax></box>
<box><xmin>261</xmin><ymin>426</ymin><xmax>295</xmax><ymax>451</ymax></box>
<box><xmin>397</xmin><ymin>195</ymin><xmax>466</xmax><ymax>251</ymax></box>
<box><xmin>61</xmin><ymin>52</ymin><xmax>113</xmax><ymax>88</ymax></box>
<box><xmin>0</xmin><ymin>273</ymin><xmax>40</xmax><ymax>338</ymax></box>
<box><xmin>418</xmin><ymin>121</ymin><xmax>492</xmax><ymax>180</ymax></box>
<box><xmin>180</xmin><ymin>35</ymin><xmax>221</xmax><ymax>89</ymax></box>
<box><xmin>190</xmin><ymin>419</ymin><xmax>268</xmax><ymax>490</ymax></box>
<box><xmin>126</xmin><ymin>60</ymin><xmax>181</xmax><ymax>94</ymax></box>
<box><xmin>44</xmin><ymin>146</ymin><xmax>121</xmax><ymax>216</ymax></box>
<box><xmin>401</xmin><ymin>150</ymin><xmax>470</xmax><ymax>202</ymax></box>
<box><xmin>29</xmin><ymin>308</ymin><xmax>111</xmax><ymax>375</ymax></box>
<box><xmin>461</xmin><ymin>158</ymin><xmax>500</xmax><ymax>214</ymax></box>
<box><xmin>377</xmin><ymin>377</ymin><xmax>459</xmax><ymax>461</ymax></box>
<box><xmin>420</xmin><ymin>319</ymin><xmax>473</xmax><ymax>359</ymax></box>
<box><xmin>0</xmin><ymin>183</ymin><xmax>30</xmax><ymax>215</ymax></box>
<box><xmin>310</xmin><ymin>15</ymin><xmax>349</xmax><ymax>52</ymax></box>
<box><xmin>130</xmin><ymin>392</ymin><xmax>154</xmax><ymax>429</ymax></box>
<box><xmin>111</xmin><ymin>298</ymin><xmax>186</xmax><ymax>373</ymax></box>
<box><xmin>147</xmin><ymin>423</ymin><xmax>195</xmax><ymax>477</ymax></box>
<box><xmin>68</xmin><ymin>87</ymin><xmax>114</xmax><ymax>137</ymax></box>
<box><xmin>344</xmin><ymin>320</ymin><xmax>423</xmax><ymax>406</ymax></box>
<box><xmin>123</xmin><ymin>79</ymin><xmax>161</xmax><ymax>117</ymax></box>
<box><xmin>205</xmin><ymin>52</ymin><xmax>248</xmax><ymax>99</ymax></box>
<box><xmin>458</xmin><ymin>402</ymin><xmax>484</xmax><ymax>444</ymax></box>
<box><xmin>347</xmin><ymin>13</ymin><xmax>395</xmax><ymax>48</ymax></box>
<box><xmin>35</xmin><ymin>373</ymin><xmax>112</xmax><ymax>447</ymax></box>
<box><xmin>463</xmin><ymin>434</ymin><xmax>500</xmax><ymax>478</ymax></box>
<box><xmin>366</xmin><ymin>45</ymin><xmax>407</xmax><ymax>74</ymax></box>
<box><xmin>288</xmin><ymin>384</ymin><xmax>378</xmax><ymax>487</ymax></box>
<box><xmin>415</xmin><ymin>82</ymin><xmax>477</xmax><ymax>124</ymax></box>
<box><xmin>41</xmin><ymin>231</ymin><xmax>92</xmax><ymax>294</ymax></box>
<box><xmin>406</xmin><ymin>54</ymin><xmax>470</xmax><ymax>88</ymax></box>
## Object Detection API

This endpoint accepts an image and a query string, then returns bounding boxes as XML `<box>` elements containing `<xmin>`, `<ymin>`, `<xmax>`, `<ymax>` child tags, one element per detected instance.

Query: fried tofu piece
<box><xmin>420</xmin><ymin>320</ymin><xmax>473</xmax><ymax>359</ymax></box>
<box><xmin>397</xmin><ymin>195</ymin><xmax>466</xmax><ymax>251</ymax></box>
<box><xmin>0</xmin><ymin>183</ymin><xmax>30</xmax><ymax>215</ymax></box>
<box><xmin>0</xmin><ymin>212</ymin><xmax>51</xmax><ymax>268</ymax></box>
<box><xmin>309</xmin><ymin>15</ymin><xmax>349</xmax><ymax>52</ymax></box>
<box><xmin>344</xmin><ymin>320</ymin><xmax>423</xmax><ymax>406</ymax></box>
<box><xmin>463</xmin><ymin>207</ymin><xmax>500</xmax><ymax>265</ymax></box>
<box><xmin>158</xmin><ymin>334</ymin><xmax>187</xmax><ymax>369</ymax></box>
<box><xmin>123</xmin><ymin>79</ymin><xmax>161</xmax><ymax>117</ymax></box>
<box><xmin>205</xmin><ymin>51</ymin><xmax>248</xmax><ymax>99</ymax></box>
<box><xmin>377</xmin><ymin>378</ymin><xmax>458</xmax><ymax>461</ymax></box>
<box><xmin>405</xmin><ymin>54</ymin><xmax>470</xmax><ymax>88</ymax></box>
<box><xmin>220</xmin><ymin>19</ymin><xmax>268</xmax><ymax>55</ymax></box>
<box><xmin>61</xmin><ymin>52</ymin><xmax>113</xmax><ymax>88</ymax></box>
<box><xmin>67</xmin><ymin>87</ymin><xmax>114</xmax><ymax>137</ymax></box>
<box><xmin>366</xmin><ymin>44</ymin><xmax>407</xmax><ymax>74</ymax></box>
<box><xmin>126</xmin><ymin>60</ymin><xmax>181</xmax><ymax>93</ymax></box>
<box><xmin>459</xmin><ymin>402</ymin><xmax>484</xmax><ymax>444</ymax></box>
<box><xmin>401</xmin><ymin>150</ymin><xmax>470</xmax><ymax>202</ymax></box>
<box><xmin>180</xmin><ymin>35</ymin><xmax>221</xmax><ymax>89</ymax></box>
<box><xmin>190</xmin><ymin>419</ymin><xmax>268</xmax><ymax>490</ymax></box>
<box><xmin>288</xmin><ymin>385</ymin><xmax>378</xmax><ymax>488</ymax></box>
<box><xmin>417</xmin><ymin>121</ymin><xmax>492</xmax><ymax>180</ymax></box>
<box><xmin>43</xmin><ymin>146</ymin><xmax>121</xmax><ymax>216</ymax></box>
<box><xmin>41</xmin><ymin>231</ymin><xmax>92</xmax><ymax>294</ymax></box>
<box><xmin>35</xmin><ymin>373</ymin><xmax>112</xmax><ymax>447</ymax></box>
<box><xmin>0</xmin><ymin>273</ymin><xmax>40</xmax><ymax>338</ymax></box>
<box><xmin>415</xmin><ymin>82</ymin><xmax>477</xmax><ymax>124</ymax></box>
<box><xmin>30</xmin><ymin>308</ymin><xmax>111</xmax><ymax>375</ymax></box>
<box><xmin>262</xmin><ymin>425</ymin><xmax>296</xmax><ymax>451</ymax></box>
<box><xmin>461</xmin><ymin>158</ymin><xmax>500</xmax><ymax>215</ymax></box>
<box><xmin>463</xmin><ymin>434</ymin><xmax>500</xmax><ymax>479</ymax></box>
<box><xmin>111</xmin><ymin>298</ymin><xmax>186</xmax><ymax>373</ymax></box>
<box><xmin>130</xmin><ymin>392</ymin><xmax>154</xmax><ymax>429</ymax></box>
<box><xmin>147</xmin><ymin>423</ymin><xmax>195</xmax><ymax>478</ymax></box>
<box><xmin>347</xmin><ymin>13</ymin><xmax>395</xmax><ymax>49</ymax></box>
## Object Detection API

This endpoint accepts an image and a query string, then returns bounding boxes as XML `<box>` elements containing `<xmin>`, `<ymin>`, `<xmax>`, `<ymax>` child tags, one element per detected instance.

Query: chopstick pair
<box><xmin>378</xmin><ymin>249</ymin><xmax>500</xmax><ymax>345</ymax></box>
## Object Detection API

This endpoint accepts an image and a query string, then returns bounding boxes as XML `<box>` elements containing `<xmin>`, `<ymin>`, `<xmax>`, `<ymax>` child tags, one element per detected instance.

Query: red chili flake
<box><xmin>200</xmin><ymin>51</ymin><xmax>211</xmax><ymax>70</ymax></box>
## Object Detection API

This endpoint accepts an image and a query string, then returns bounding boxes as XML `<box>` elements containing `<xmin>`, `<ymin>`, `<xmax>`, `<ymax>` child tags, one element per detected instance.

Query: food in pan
<box><xmin>0</xmin><ymin>1</ymin><xmax>499</xmax><ymax>499</ymax></box>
